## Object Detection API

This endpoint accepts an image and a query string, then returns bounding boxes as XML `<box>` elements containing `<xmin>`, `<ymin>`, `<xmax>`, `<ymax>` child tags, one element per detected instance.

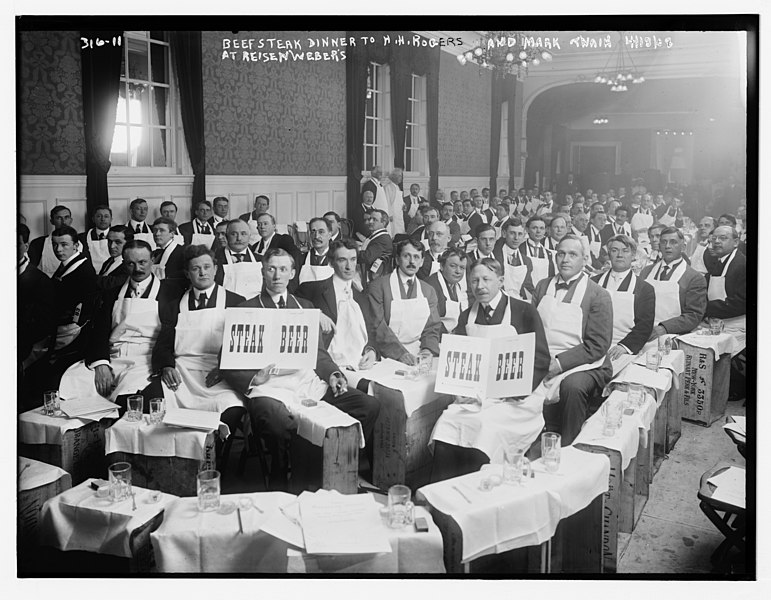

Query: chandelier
<box><xmin>456</xmin><ymin>31</ymin><xmax>553</xmax><ymax>78</ymax></box>
<box><xmin>593</xmin><ymin>33</ymin><xmax>645</xmax><ymax>92</ymax></box>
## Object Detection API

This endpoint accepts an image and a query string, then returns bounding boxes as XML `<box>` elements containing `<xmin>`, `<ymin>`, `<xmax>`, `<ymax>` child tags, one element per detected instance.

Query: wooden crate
<box><xmin>18</xmin><ymin>471</ymin><xmax>72</xmax><ymax>550</ymax></box>
<box><xmin>653</xmin><ymin>371</ymin><xmax>684</xmax><ymax>473</ymax></box>
<box><xmin>290</xmin><ymin>424</ymin><xmax>360</xmax><ymax>495</ymax></box>
<box><xmin>680</xmin><ymin>341</ymin><xmax>731</xmax><ymax>426</ymax></box>
<box><xmin>106</xmin><ymin>432</ymin><xmax>216</xmax><ymax>497</ymax></box>
<box><xmin>19</xmin><ymin>419</ymin><xmax>111</xmax><ymax>486</ymax></box>
<box><xmin>371</xmin><ymin>382</ymin><xmax>454</xmax><ymax>492</ymax></box>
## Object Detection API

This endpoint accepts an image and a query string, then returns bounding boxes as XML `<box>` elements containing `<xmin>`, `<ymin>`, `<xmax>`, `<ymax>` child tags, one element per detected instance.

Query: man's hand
<box><xmin>94</xmin><ymin>364</ymin><xmax>115</xmax><ymax>398</ymax></box>
<box><xmin>319</xmin><ymin>313</ymin><xmax>336</xmax><ymax>335</ymax></box>
<box><xmin>358</xmin><ymin>348</ymin><xmax>376</xmax><ymax>370</ymax></box>
<box><xmin>162</xmin><ymin>366</ymin><xmax>182</xmax><ymax>390</ymax></box>
<box><xmin>648</xmin><ymin>325</ymin><xmax>667</xmax><ymax>342</ymax></box>
<box><xmin>55</xmin><ymin>323</ymin><xmax>82</xmax><ymax>350</ymax></box>
<box><xmin>205</xmin><ymin>367</ymin><xmax>223</xmax><ymax>388</ymax></box>
<box><xmin>545</xmin><ymin>358</ymin><xmax>562</xmax><ymax>381</ymax></box>
<box><xmin>399</xmin><ymin>352</ymin><xmax>417</xmax><ymax>366</ymax></box>
<box><xmin>328</xmin><ymin>371</ymin><xmax>348</xmax><ymax>397</ymax></box>
<box><xmin>607</xmin><ymin>345</ymin><xmax>629</xmax><ymax>361</ymax></box>
<box><xmin>418</xmin><ymin>348</ymin><xmax>434</xmax><ymax>363</ymax></box>
<box><xmin>250</xmin><ymin>364</ymin><xmax>276</xmax><ymax>387</ymax></box>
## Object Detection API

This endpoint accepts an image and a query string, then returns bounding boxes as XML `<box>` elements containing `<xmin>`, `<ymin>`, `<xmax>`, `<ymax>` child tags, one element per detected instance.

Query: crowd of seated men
<box><xmin>17</xmin><ymin>172</ymin><xmax>748</xmax><ymax>490</ymax></box>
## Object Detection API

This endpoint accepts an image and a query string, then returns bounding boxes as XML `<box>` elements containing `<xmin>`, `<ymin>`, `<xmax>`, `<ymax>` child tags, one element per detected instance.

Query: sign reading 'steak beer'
<box><xmin>434</xmin><ymin>333</ymin><xmax>535</xmax><ymax>399</ymax></box>
<box><xmin>220</xmin><ymin>308</ymin><xmax>320</xmax><ymax>370</ymax></box>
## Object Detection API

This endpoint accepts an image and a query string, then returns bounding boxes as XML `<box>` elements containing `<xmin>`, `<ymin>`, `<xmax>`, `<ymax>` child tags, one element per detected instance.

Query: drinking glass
<box><xmin>126</xmin><ymin>394</ymin><xmax>143</xmax><ymax>422</ymax></box>
<box><xmin>627</xmin><ymin>383</ymin><xmax>645</xmax><ymax>409</ymax></box>
<box><xmin>603</xmin><ymin>396</ymin><xmax>624</xmax><ymax>437</ymax></box>
<box><xmin>657</xmin><ymin>335</ymin><xmax>671</xmax><ymax>356</ymax></box>
<box><xmin>149</xmin><ymin>398</ymin><xmax>165</xmax><ymax>424</ymax></box>
<box><xmin>503</xmin><ymin>445</ymin><xmax>532</xmax><ymax>485</ymax></box>
<box><xmin>709</xmin><ymin>318</ymin><xmax>724</xmax><ymax>336</ymax></box>
<box><xmin>197</xmin><ymin>469</ymin><xmax>221</xmax><ymax>512</ymax></box>
<box><xmin>645</xmin><ymin>350</ymin><xmax>661</xmax><ymax>372</ymax></box>
<box><xmin>387</xmin><ymin>484</ymin><xmax>414</xmax><ymax>529</ymax></box>
<box><xmin>42</xmin><ymin>390</ymin><xmax>60</xmax><ymax>417</ymax></box>
<box><xmin>417</xmin><ymin>354</ymin><xmax>432</xmax><ymax>377</ymax></box>
<box><xmin>541</xmin><ymin>432</ymin><xmax>561</xmax><ymax>472</ymax></box>
<box><xmin>108</xmin><ymin>462</ymin><xmax>132</xmax><ymax>502</ymax></box>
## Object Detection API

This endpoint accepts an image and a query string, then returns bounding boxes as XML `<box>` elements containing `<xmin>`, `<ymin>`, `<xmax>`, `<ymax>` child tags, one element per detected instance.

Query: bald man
<box><xmin>417</xmin><ymin>220</ymin><xmax>451</xmax><ymax>280</ymax></box>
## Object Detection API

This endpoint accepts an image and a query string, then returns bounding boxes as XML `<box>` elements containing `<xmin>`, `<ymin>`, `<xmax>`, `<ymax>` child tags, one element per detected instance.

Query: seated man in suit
<box><xmin>535</xmin><ymin>235</ymin><xmax>614</xmax><ymax>445</ymax></box>
<box><xmin>221</xmin><ymin>248</ymin><xmax>380</xmax><ymax>491</ymax></box>
<box><xmin>239</xmin><ymin>194</ymin><xmax>271</xmax><ymax>246</ymax></box>
<box><xmin>211</xmin><ymin>196</ymin><xmax>230</xmax><ymax>227</ymax></box>
<box><xmin>493</xmin><ymin>217</ymin><xmax>535</xmax><ymax>300</ymax></box>
<box><xmin>126</xmin><ymin>198</ymin><xmax>154</xmax><ymax>246</ymax></box>
<box><xmin>426</xmin><ymin>248</ymin><xmax>468</xmax><ymax>336</ymax></box>
<box><xmin>358</xmin><ymin>208</ymin><xmax>393</xmax><ymax>288</ymax></box>
<box><xmin>417</xmin><ymin>220</ymin><xmax>451</xmax><ymax>281</ymax></box>
<box><xmin>151</xmin><ymin>217</ymin><xmax>186</xmax><ymax>288</ymax></box>
<box><xmin>403</xmin><ymin>183</ymin><xmax>425</xmax><ymax>226</ymax></box>
<box><xmin>252</xmin><ymin>212</ymin><xmax>298</xmax><ymax>262</ymax></box>
<box><xmin>466</xmin><ymin>223</ymin><xmax>496</xmax><ymax>265</ymax></box>
<box><xmin>410</xmin><ymin>205</ymin><xmax>440</xmax><ymax>248</ymax></box>
<box><xmin>153</xmin><ymin>244</ymin><xmax>246</xmax><ymax>449</ymax></box>
<box><xmin>440</xmin><ymin>201</ymin><xmax>462</xmax><ymax>247</ymax></box>
<box><xmin>28</xmin><ymin>205</ymin><xmax>72</xmax><ymax>277</ymax></box>
<box><xmin>689</xmin><ymin>216</ymin><xmax>715</xmax><ymax>274</ymax></box>
<box><xmin>430</xmin><ymin>256</ymin><xmax>550</xmax><ymax>481</ymax></box>
<box><xmin>79</xmin><ymin>204</ymin><xmax>113</xmax><ymax>274</ymax></box>
<box><xmin>212</xmin><ymin>221</ymin><xmax>228</xmax><ymax>252</ymax></box>
<box><xmin>641</xmin><ymin>226</ymin><xmax>707</xmax><ymax>342</ymax></box>
<box><xmin>585</xmin><ymin>206</ymin><xmax>608</xmax><ymax>270</ymax></box>
<box><xmin>351</xmin><ymin>190</ymin><xmax>376</xmax><ymax>242</ymax></box>
<box><xmin>601</xmin><ymin>206</ymin><xmax>633</xmax><ymax>246</ymax></box>
<box><xmin>160</xmin><ymin>201</ymin><xmax>185</xmax><ymax>246</ymax></box>
<box><xmin>361</xmin><ymin>165</ymin><xmax>388</xmax><ymax>213</ymax></box>
<box><xmin>296</xmin><ymin>217</ymin><xmax>335</xmax><ymax>285</ymax></box>
<box><xmin>570</xmin><ymin>209</ymin><xmax>589</xmax><ymax>238</ymax></box>
<box><xmin>703</xmin><ymin>225</ymin><xmax>746</xmax><ymax>347</ymax></box>
<box><xmin>519</xmin><ymin>215</ymin><xmax>556</xmax><ymax>286</ymax></box>
<box><xmin>179</xmin><ymin>200</ymin><xmax>216</xmax><ymax>247</ymax></box>
<box><xmin>367</xmin><ymin>239</ymin><xmax>441</xmax><ymax>366</ymax></box>
<box><xmin>96</xmin><ymin>225</ymin><xmax>133</xmax><ymax>293</ymax></box>
<box><xmin>592</xmin><ymin>235</ymin><xmax>655</xmax><ymax>365</ymax></box>
<box><xmin>214</xmin><ymin>219</ymin><xmax>263</xmax><ymax>300</ymax></box>
<box><xmin>466</xmin><ymin>197</ymin><xmax>490</xmax><ymax>236</ymax></box>
<box><xmin>323</xmin><ymin>211</ymin><xmax>344</xmax><ymax>243</ymax></box>
<box><xmin>59</xmin><ymin>240</ymin><xmax>174</xmax><ymax>409</ymax></box>
<box><xmin>543</xmin><ymin>214</ymin><xmax>568</xmax><ymax>252</ymax></box>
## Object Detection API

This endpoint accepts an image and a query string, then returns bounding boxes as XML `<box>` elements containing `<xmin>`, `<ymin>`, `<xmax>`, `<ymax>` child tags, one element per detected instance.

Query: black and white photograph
<box><xmin>11</xmin><ymin>3</ymin><xmax>761</xmax><ymax>588</ymax></box>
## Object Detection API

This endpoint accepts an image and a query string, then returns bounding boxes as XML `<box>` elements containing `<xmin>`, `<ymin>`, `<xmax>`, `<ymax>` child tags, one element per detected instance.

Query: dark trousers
<box><xmin>430</xmin><ymin>441</ymin><xmax>489</xmax><ymax>483</ymax></box>
<box><xmin>543</xmin><ymin>363</ymin><xmax>612</xmax><ymax>446</ymax></box>
<box><xmin>246</xmin><ymin>387</ymin><xmax>380</xmax><ymax>491</ymax></box>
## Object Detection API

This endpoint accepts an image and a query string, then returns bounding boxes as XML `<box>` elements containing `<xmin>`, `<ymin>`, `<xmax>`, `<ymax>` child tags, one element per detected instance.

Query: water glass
<box><xmin>503</xmin><ymin>445</ymin><xmax>531</xmax><ymax>485</ymax></box>
<box><xmin>541</xmin><ymin>432</ymin><xmax>561</xmax><ymax>472</ymax></box>
<box><xmin>657</xmin><ymin>335</ymin><xmax>671</xmax><ymax>356</ymax></box>
<box><xmin>603</xmin><ymin>396</ymin><xmax>624</xmax><ymax>437</ymax></box>
<box><xmin>197</xmin><ymin>469</ymin><xmax>221</xmax><ymax>512</ymax></box>
<box><xmin>709</xmin><ymin>318</ymin><xmax>724</xmax><ymax>336</ymax></box>
<box><xmin>126</xmin><ymin>394</ymin><xmax>144</xmax><ymax>422</ymax></box>
<box><xmin>387</xmin><ymin>484</ymin><xmax>414</xmax><ymax>529</ymax></box>
<box><xmin>645</xmin><ymin>350</ymin><xmax>661</xmax><ymax>372</ymax></box>
<box><xmin>149</xmin><ymin>398</ymin><xmax>165</xmax><ymax>424</ymax></box>
<box><xmin>417</xmin><ymin>354</ymin><xmax>432</xmax><ymax>377</ymax></box>
<box><xmin>42</xmin><ymin>390</ymin><xmax>60</xmax><ymax>417</ymax></box>
<box><xmin>108</xmin><ymin>462</ymin><xmax>132</xmax><ymax>502</ymax></box>
<box><xmin>627</xmin><ymin>383</ymin><xmax>645</xmax><ymax>409</ymax></box>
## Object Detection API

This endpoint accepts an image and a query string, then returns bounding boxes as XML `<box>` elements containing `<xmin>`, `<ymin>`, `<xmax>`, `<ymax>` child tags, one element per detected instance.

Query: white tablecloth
<box><xmin>40</xmin><ymin>479</ymin><xmax>177</xmax><ymax>558</ymax></box>
<box><xmin>294</xmin><ymin>401</ymin><xmax>365</xmax><ymax>448</ymax></box>
<box><xmin>105</xmin><ymin>415</ymin><xmax>212</xmax><ymax>460</ymax></box>
<box><xmin>19</xmin><ymin>457</ymin><xmax>70</xmax><ymax>492</ymax></box>
<box><xmin>345</xmin><ymin>358</ymin><xmax>441</xmax><ymax>417</ymax></box>
<box><xmin>677</xmin><ymin>331</ymin><xmax>739</xmax><ymax>357</ymax></box>
<box><xmin>604</xmin><ymin>363</ymin><xmax>673</xmax><ymax>404</ymax></box>
<box><xmin>18</xmin><ymin>408</ymin><xmax>117</xmax><ymax>445</ymax></box>
<box><xmin>572</xmin><ymin>390</ymin><xmax>657</xmax><ymax>472</ymax></box>
<box><xmin>416</xmin><ymin>447</ymin><xmax>610</xmax><ymax>562</ymax></box>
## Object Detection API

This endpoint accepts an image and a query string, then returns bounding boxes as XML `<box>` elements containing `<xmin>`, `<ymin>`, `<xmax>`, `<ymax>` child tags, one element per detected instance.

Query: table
<box><xmin>573</xmin><ymin>390</ymin><xmax>656</xmax><ymax>573</ymax></box>
<box><xmin>677</xmin><ymin>334</ymin><xmax>734</xmax><ymax>426</ymax></box>
<box><xmin>105</xmin><ymin>416</ymin><xmax>216</xmax><ymax>497</ymax></box>
<box><xmin>19</xmin><ymin>408</ymin><xmax>114</xmax><ymax>485</ymax></box>
<box><xmin>416</xmin><ymin>446</ymin><xmax>610</xmax><ymax>573</ymax></box>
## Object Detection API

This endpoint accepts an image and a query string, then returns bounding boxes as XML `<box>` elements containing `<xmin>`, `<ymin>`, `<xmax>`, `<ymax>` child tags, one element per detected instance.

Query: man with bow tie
<box><xmin>214</xmin><ymin>219</ymin><xmax>264</xmax><ymax>300</ymax></box>
<box><xmin>126</xmin><ymin>198</ymin><xmax>154</xmax><ymax>246</ymax></box>
<box><xmin>534</xmin><ymin>235</ymin><xmax>614</xmax><ymax>445</ymax></box>
<box><xmin>297</xmin><ymin>217</ymin><xmax>335</xmax><ymax>284</ymax></box>
<box><xmin>418</xmin><ymin>220</ymin><xmax>452</xmax><ymax>281</ymax></box>
<box><xmin>78</xmin><ymin>204</ymin><xmax>113</xmax><ymax>274</ymax></box>
<box><xmin>252</xmin><ymin>213</ymin><xmax>299</xmax><ymax>264</ymax></box>
<box><xmin>426</xmin><ymin>247</ymin><xmax>469</xmax><ymax>336</ymax></box>
<box><xmin>96</xmin><ymin>225</ymin><xmax>133</xmax><ymax>293</ymax></box>
<box><xmin>519</xmin><ymin>215</ymin><xmax>556</xmax><ymax>286</ymax></box>
<box><xmin>601</xmin><ymin>206</ymin><xmax>633</xmax><ymax>246</ymax></box>
<box><xmin>28</xmin><ymin>205</ymin><xmax>73</xmax><ymax>277</ymax></box>
<box><xmin>492</xmin><ymin>217</ymin><xmax>535</xmax><ymax>300</ymax></box>
<box><xmin>179</xmin><ymin>200</ymin><xmax>216</xmax><ymax>246</ymax></box>
<box><xmin>210</xmin><ymin>196</ymin><xmax>230</xmax><ymax>227</ymax></box>
<box><xmin>151</xmin><ymin>217</ymin><xmax>186</xmax><ymax>290</ymax></box>
<box><xmin>221</xmin><ymin>248</ymin><xmax>380</xmax><ymax>491</ymax></box>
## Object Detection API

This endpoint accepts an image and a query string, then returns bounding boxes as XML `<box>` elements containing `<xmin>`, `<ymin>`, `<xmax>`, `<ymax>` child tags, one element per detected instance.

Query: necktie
<box><xmin>152</xmin><ymin>248</ymin><xmax>163</xmax><ymax>263</ymax></box>
<box><xmin>483</xmin><ymin>304</ymin><xmax>493</xmax><ymax>324</ymax></box>
<box><xmin>98</xmin><ymin>232</ymin><xmax>105</xmax><ymax>240</ymax></box>
<box><xmin>199</xmin><ymin>222</ymin><xmax>211</xmax><ymax>235</ymax></box>
<box><xmin>52</xmin><ymin>262</ymin><xmax>67</xmax><ymax>280</ymax></box>
<box><xmin>131</xmin><ymin>284</ymin><xmax>141</xmax><ymax>298</ymax></box>
<box><xmin>257</xmin><ymin>239</ymin><xmax>265</xmax><ymax>254</ymax></box>
<box><xmin>555</xmin><ymin>281</ymin><xmax>571</xmax><ymax>292</ymax></box>
<box><xmin>197</xmin><ymin>292</ymin><xmax>207</xmax><ymax>310</ymax></box>
<box><xmin>99</xmin><ymin>256</ymin><xmax>115</xmax><ymax>276</ymax></box>
<box><xmin>448</xmin><ymin>282</ymin><xmax>458</xmax><ymax>302</ymax></box>
<box><xmin>405</xmin><ymin>278</ymin><xmax>414</xmax><ymax>298</ymax></box>
<box><xmin>660</xmin><ymin>265</ymin><xmax>670</xmax><ymax>281</ymax></box>
<box><xmin>135</xmin><ymin>224</ymin><xmax>141</xmax><ymax>234</ymax></box>
<box><xmin>278</xmin><ymin>296</ymin><xmax>286</xmax><ymax>308</ymax></box>
<box><xmin>234</xmin><ymin>253</ymin><xmax>244</xmax><ymax>263</ymax></box>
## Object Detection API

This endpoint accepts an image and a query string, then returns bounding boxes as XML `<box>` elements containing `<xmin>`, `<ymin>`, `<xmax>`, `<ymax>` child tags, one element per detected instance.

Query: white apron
<box><xmin>39</xmin><ymin>237</ymin><xmax>60</xmax><ymax>277</ymax></box>
<box><xmin>502</xmin><ymin>248</ymin><xmax>528</xmax><ymax>298</ymax></box>
<box><xmin>587</xmin><ymin>227</ymin><xmax>603</xmax><ymax>262</ymax></box>
<box><xmin>128</xmin><ymin>223</ymin><xmax>155</xmax><ymax>247</ymax></box>
<box><xmin>327</xmin><ymin>287</ymin><xmax>368</xmax><ymax>368</ymax></box>
<box><xmin>690</xmin><ymin>243</ymin><xmax>708</xmax><ymax>274</ymax></box>
<box><xmin>383</xmin><ymin>181</ymin><xmax>405</xmax><ymax>236</ymax></box>
<box><xmin>86</xmin><ymin>229</ymin><xmax>111</xmax><ymax>274</ymax></box>
<box><xmin>430</xmin><ymin>299</ymin><xmax>545</xmax><ymax>461</ymax></box>
<box><xmin>162</xmin><ymin>286</ymin><xmax>244</xmax><ymax>413</ymax></box>
<box><xmin>524</xmin><ymin>243</ymin><xmax>550</xmax><ymax>286</ymax></box>
<box><xmin>298</xmin><ymin>251</ymin><xmax>334</xmax><ymax>284</ymax></box>
<box><xmin>150</xmin><ymin>240</ymin><xmax>179</xmax><ymax>280</ymax></box>
<box><xmin>221</xmin><ymin>248</ymin><xmax>263</xmax><ymax>299</ymax></box>
<box><xmin>645</xmin><ymin>260</ymin><xmax>687</xmax><ymax>324</ymax></box>
<box><xmin>459</xmin><ymin>219</ymin><xmax>471</xmax><ymax>236</ymax></box>
<box><xmin>59</xmin><ymin>277</ymin><xmax>163</xmax><ymax>403</ymax></box>
<box><xmin>388</xmin><ymin>272</ymin><xmax>430</xmax><ymax>355</ymax></box>
<box><xmin>600</xmin><ymin>270</ymin><xmax>637</xmax><ymax>346</ymax></box>
<box><xmin>371</xmin><ymin>180</ymin><xmax>388</xmax><ymax>213</ymax></box>
<box><xmin>191</xmin><ymin>226</ymin><xmax>215</xmax><ymax>248</ymax></box>
<box><xmin>531</xmin><ymin>276</ymin><xmax>606</xmax><ymax>404</ymax></box>
<box><xmin>436</xmin><ymin>273</ymin><xmax>462</xmax><ymax>333</ymax></box>
<box><xmin>173</xmin><ymin>233</ymin><xmax>185</xmax><ymax>247</ymax></box>
<box><xmin>706</xmin><ymin>250</ymin><xmax>746</xmax><ymax>350</ymax></box>
<box><xmin>245</xmin><ymin>295</ymin><xmax>328</xmax><ymax>408</ymax></box>
<box><xmin>244</xmin><ymin>214</ymin><xmax>261</xmax><ymax>246</ymax></box>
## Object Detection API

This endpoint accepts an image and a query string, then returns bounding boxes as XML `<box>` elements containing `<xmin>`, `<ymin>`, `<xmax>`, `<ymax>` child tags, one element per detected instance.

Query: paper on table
<box><xmin>162</xmin><ymin>407</ymin><xmax>220</xmax><ymax>432</ymax></box>
<box><xmin>726</xmin><ymin>416</ymin><xmax>746</xmax><ymax>434</ymax></box>
<box><xmin>60</xmin><ymin>397</ymin><xmax>119</xmax><ymax>419</ymax></box>
<box><xmin>259</xmin><ymin>500</ymin><xmax>305</xmax><ymax>549</ymax></box>
<box><xmin>611</xmin><ymin>353</ymin><xmax>636</xmax><ymax>377</ymax></box>
<box><xmin>723</xmin><ymin>423</ymin><xmax>746</xmax><ymax>439</ymax></box>
<box><xmin>299</xmin><ymin>490</ymin><xmax>391</xmax><ymax>555</ymax></box>
<box><xmin>707</xmin><ymin>467</ymin><xmax>745</xmax><ymax>509</ymax></box>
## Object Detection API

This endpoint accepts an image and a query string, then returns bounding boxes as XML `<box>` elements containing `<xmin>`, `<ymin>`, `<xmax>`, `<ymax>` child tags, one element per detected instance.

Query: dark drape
<box><xmin>346</xmin><ymin>42</ymin><xmax>372</xmax><ymax>218</ymax></box>
<box><xmin>80</xmin><ymin>30</ymin><xmax>123</xmax><ymax>226</ymax></box>
<box><xmin>489</xmin><ymin>75</ymin><xmax>504</xmax><ymax>195</ymax></box>
<box><xmin>507</xmin><ymin>95</ymin><xmax>518</xmax><ymax>194</ymax></box>
<box><xmin>389</xmin><ymin>42</ymin><xmax>411</xmax><ymax>176</ymax></box>
<box><xmin>169</xmin><ymin>32</ymin><xmax>206</xmax><ymax>210</ymax></box>
<box><xmin>415</xmin><ymin>44</ymin><xmax>440</xmax><ymax>205</ymax></box>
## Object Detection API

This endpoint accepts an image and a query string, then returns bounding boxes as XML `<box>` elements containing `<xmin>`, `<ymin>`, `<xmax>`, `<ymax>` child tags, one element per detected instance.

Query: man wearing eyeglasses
<box><xmin>703</xmin><ymin>226</ymin><xmax>746</xmax><ymax>345</ymax></box>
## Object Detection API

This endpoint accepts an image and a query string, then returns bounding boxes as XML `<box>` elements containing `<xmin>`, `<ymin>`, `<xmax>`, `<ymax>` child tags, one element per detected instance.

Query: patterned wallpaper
<box><xmin>19</xmin><ymin>31</ymin><xmax>86</xmax><ymax>175</ymax></box>
<box><xmin>437</xmin><ymin>50</ymin><xmax>492</xmax><ymax>177</ymax></box>
<box><xmin>202</xmin><ymin>31</ymin><xmax>347</xmax><ymax>176</ymax></box>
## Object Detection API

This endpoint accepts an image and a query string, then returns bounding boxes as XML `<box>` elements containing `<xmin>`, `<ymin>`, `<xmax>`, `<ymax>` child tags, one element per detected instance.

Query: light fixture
<box><xmin>593</xmin><ymin>116</ymin><xmax>609</xmax><ymax>125</ymax></box>
<box><xmin>456</xmin><ymin>31</ymin><xmax>554</xmax><ymax>78</ymax></box>
<box><xmin>656</xmin><ymin>129</ymin><xmax>693</xmax><ymax>136</ymax></box>
<box><xmin>593</xmin><ymin>32</ymin><xmax>645</xmax><ymax>93</ymax></box>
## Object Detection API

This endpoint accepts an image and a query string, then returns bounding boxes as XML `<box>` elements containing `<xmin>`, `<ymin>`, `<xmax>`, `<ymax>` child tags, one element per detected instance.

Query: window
<box><xmin>498</xmin><ymin>101</ymin><xmax>509</xmax><ymax>177</ymax></box>
<box><xmin>404</xmin><ymin>74</ymin><xmax>427</xmax><ymax>173</ymax></box>
<box><xmin>110</xmin><ymin>31</ymin><xmax>173</xmax><ymax>169</ymax></box>
<box><xmin>363</xmin><ymin>62</ymin><xmax>388</xmax><ymax>170</ymax></box>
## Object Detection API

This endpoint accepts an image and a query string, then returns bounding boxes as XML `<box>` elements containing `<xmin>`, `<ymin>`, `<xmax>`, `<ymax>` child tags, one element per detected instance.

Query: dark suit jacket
<box><xmin>703</xmin><ymin>250</ymin><xmax>746</xmax><ymax>319</ymax></box>
<box><xmin>28</xmin><ymin>236</ymin><xmax>47</xmax><ymax>268</ymax></box>
<box><xmin>358</xmin><ymin>230</ymin><xmax>393</xmax><ymax>281</ymax></box>
<box><xmin>350</xmin><ymin>203</ymin><xmax>373</xmax><ymax>240</ymax></box>
<box><xmin>366</xmin><ymin>272</ymin><xmax>442</xmax><ymax>360</ymax></box>
<box><xmin>213</xmin><ymin>246</ymin><xmax>261</xmax><ymax>289</ymax></box>
<box><xmin>296</xmin><ymin>276</ymin><xmax>376</xmax><ymax>355</ymax></box>
<box><xmin>517</xmin><ymin>240</ymin><xmax>557</xmax><ymax>280</ymax></box>
<box><xmin>455</xmin><ymin>293</ymin><xmax>551</xmax><ymax>391</ymax></box>
<box><xmin>19</xmin><ymin>263</ymin><xmax>56</xmax><ymax>360</ymax></box>
<box><xmin>592</xmin><ymin>270</ymin><xmax>656</xmax><ymax>355</ymax></box>
<box><xmin>417</xmin><ymin>249</ymin><xmax>444</xmax><ymax>281</ymax></box>
<box><xmin>52</xmin><ymin>256</ymin><xmax>98</xmax><ymax>330</ymax></box>
<box><xmin>96</xmin><ymin>260</ymin><xmax>130</xmax><ymax>294</ymax></box>
<box><xmin>154</xmin><ymin>243</ymin><xmax>187</xmax><ymax>291</ymax></box>
<box><xmin>426</xmin><ymin>272</ymin><xmax>457</xmax><ymax>334</ymax></box>
<box><xmin>467</xmin><ymin>212</ymin><xmax>488</xmax><ymax>237</ymax></box>
<box><xmin>492</xmin><ymin>243</ymin><xmax>535</xmax><ymax>299</ymax></box>
<box><xmin>178</xmin><ymin>220</ymin><xmax>215</xmax><ymax>246</ymax></box>
<box><xmin>402</xmin><ymin>195</ymin><xmax>426</xmax><ymax>214</ymax></box>
<box><xmin>220</xmin><ymin>292</ymin><xmax>342</xmax><ymax>394</ymax></box>
<box><xmin>532</xmin><ymin>275</ymin><xmax>613</xmax><ymax>372</ymax></box>
<box><xmin>640</xmin><ymin>262</ymin><xmax>707</xmax><ymax>335</ymax></box>
<box><xmin>238</xmin><ymin>211</ymin><xmax>261</xmax><ymax>223</ymax></box>
<box><xmin>361</xmin><ymin>179</ymin><xmax>381</xmax><ymax>202</ymax></box>
<box><xmin>153</xmin><ymin>285</ymin><xmax>245</xmax><ymax>371</ymax></box>
<box><xmin>410</xmin><ymin>225</ymin><xmax>428</xmax><ymax>244</ymax></box>
<box><xmin>251</xmin><ymin>233</ymin><xmax>297</xmax><ymax>258</ymax></box>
